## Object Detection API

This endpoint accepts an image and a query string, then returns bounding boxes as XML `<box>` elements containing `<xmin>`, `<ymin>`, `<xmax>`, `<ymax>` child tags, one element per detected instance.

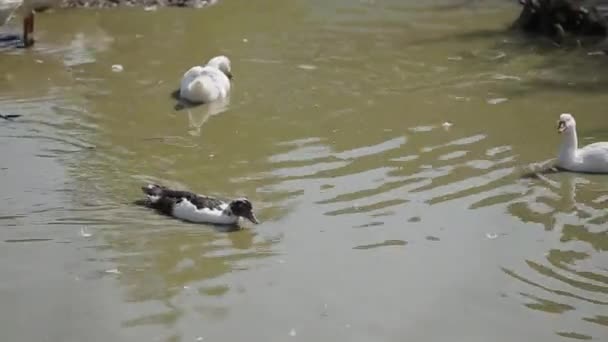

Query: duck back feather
<box><xmin>179</xmin><ymin>61</ymin><xmax>231</xmax><ymax>104</ymax></box>
<box><xmin>141</xmin><ymin>184</ymin><xmax>239</xmax><ymax>225</ymax></box>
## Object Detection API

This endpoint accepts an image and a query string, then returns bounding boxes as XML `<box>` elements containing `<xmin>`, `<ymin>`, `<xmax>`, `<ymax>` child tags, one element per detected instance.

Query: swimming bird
<box><xmin>179</xmin><ymin>55</ymin><xmax>233</xmax><ymax>104</ymax></box>
<box><xmin>0</xmin><ymin>0</ymin><xmax>58</xmax><ymax>47</ymax></box>
<box><xmin>140</xmin><ymin>184</ymin><xmax>259</xmax><ymax>225</ymax></box>
<box><xmin>556</xmin><ymin>113</ymin><xmax>608</xmax><ymax>174</ymax></box>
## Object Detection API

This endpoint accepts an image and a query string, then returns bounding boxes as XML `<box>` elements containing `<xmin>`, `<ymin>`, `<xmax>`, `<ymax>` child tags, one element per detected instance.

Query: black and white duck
<box><xmin>140</xmin><ymin>184</ymin><xmax>259</xmax><ymax>226</ymax></box>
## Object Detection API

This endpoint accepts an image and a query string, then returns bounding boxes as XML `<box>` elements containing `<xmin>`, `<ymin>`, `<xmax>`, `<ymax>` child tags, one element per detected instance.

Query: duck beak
<box><xmin>245</xmin><ymin>211</ymin><xmax>259</xmax><ymax>224</ymax></box>
<box><xmin>557</xmin><ymin>121</ymin><xmax>566</xmax><ymax>133</ymax></box>
<box><xmin>225</xmin><ymin>71</ymin><xmax>233</xmax><ymax>80</ymax></box>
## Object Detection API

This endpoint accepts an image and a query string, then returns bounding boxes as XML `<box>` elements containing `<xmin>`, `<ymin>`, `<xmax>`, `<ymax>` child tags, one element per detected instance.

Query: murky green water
<box><xmin>1</xmin><ymin>0</ymin><xmax>607</xmax><ymax>341</ymax></box>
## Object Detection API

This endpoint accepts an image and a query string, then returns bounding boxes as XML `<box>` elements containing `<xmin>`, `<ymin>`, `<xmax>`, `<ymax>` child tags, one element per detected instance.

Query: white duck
<box><xmin>140</xmin><ymin>184</ymin><xmax>259</xmax><ymax>226</ymax></box>
<box><xmin>179</xmin><ymin>55</ymin><xmax>233</xmax><ymax>104</ymax></box>
<box><xmin>0</xmin><ymin>0</ymin><xmax>58</xmax><ymax>47</ymax></box>
<box><xmin>556</xmin><ymin>113</ymin><xmax>608</xmax><ymax>174</ymax></box>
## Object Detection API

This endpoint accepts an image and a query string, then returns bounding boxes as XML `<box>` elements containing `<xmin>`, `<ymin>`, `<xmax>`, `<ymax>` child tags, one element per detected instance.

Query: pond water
<box><xmin>1</xmin><ymin>1</ymin><xmax>607</xmax><ymax>341</ymax></box>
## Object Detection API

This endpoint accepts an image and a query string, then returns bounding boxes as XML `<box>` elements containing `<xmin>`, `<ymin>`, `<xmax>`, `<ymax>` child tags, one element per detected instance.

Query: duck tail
<box><xmin>190</xmin><ymin>78</ymin><xmax>213</xmax><ymax>103</ymax></box>
<box><xmin>140</xmin><ymin>184</ymin><xmax>178</xmax><ymax>216</ymax></box>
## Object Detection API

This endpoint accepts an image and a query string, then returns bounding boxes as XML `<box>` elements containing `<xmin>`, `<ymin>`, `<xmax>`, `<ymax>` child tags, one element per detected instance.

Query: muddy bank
<box><xmin>60</xmin><ymin>0</ymin><xmax>217</xmax><ymax>8</ymax></box>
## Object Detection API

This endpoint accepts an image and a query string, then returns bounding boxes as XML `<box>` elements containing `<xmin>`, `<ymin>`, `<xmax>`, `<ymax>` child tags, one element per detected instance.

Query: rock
<box><xmin>513</xmin><ymin>0</ymin><xmax>608</xmax><ymax>45</ymax></box>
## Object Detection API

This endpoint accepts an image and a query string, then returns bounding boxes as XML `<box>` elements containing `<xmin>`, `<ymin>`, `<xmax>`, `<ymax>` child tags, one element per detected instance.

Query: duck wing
<box><xmin>578</xmin><ymin>142</ymin><xmax>608</xmax><ymax>171</ymax></box>
<box><xmin>581</xmin><ymin>141</ymin><xmax>608</xmax><ymax>151</ymax></box>
<box><xmin>180</xmin><ymin>66</ymin><xmax>204</xmax><ymax>88</ymax></box>
<box><xmin>142</xmin><ymin>184</ymin><xmax>225</xmax><ymax>210</ymax></box>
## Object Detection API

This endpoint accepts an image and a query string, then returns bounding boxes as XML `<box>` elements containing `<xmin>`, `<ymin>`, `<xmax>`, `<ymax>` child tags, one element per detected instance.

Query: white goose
<box><xmin>556</xmin><ymin>113</ymin><xmax>608</xmax><ymax>174</ymax></box>
<box><xmin>179</xmin><ymin>55</ymin><xmax>233</xmax><ymax>104</ymax></box>
<box><xmin>0</xmin><ymin>0</ymin><xmax>58</xmax><ymax>47</ymax></box>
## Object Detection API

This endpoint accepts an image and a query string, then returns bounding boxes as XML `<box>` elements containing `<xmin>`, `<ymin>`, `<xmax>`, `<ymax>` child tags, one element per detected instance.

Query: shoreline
<box><xmin>59</xmin><ymin>0</ymin><xmax>217</xmax><ymax>9</ymax></box>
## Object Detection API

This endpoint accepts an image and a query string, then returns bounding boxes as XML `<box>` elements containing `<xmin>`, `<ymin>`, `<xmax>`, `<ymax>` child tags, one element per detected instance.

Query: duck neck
<box><xmin>559</xmin><ymin>129</ymin><xmax>578</xmax><ymax>162</ymax></box>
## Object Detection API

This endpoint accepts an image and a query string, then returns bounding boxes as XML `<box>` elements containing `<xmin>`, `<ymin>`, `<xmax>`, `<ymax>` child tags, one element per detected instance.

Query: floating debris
<box><xmin>447</xmin><ymin>56</ymin><xmax>462</xmax><ymax>61</ymax></box>
<box><xmin>485</xmin><ymin>233</ymin><xmax>498</xmax><ymax>240</ymax></box>
<box><xmin>35</xmin><ymin>59</ymin><xmax>44</xmax><ymax>64</ymax></box>
<box><xmin>297</xmin><ymin>64</ymin><xmax>317</xmax><ymax>70</ymax></box>
<box><xmin>80</xmin><ymin>227</ymin><xmax>92</xmax><ymax>238</ymax></box>
<box><xmin>105</xmin><ymin>268</ymin><xmax>120</xmax><ymax>274</ymax></box>
<box><xmin>588</xmin><ymin>51</ymin><xmax>605</xmax><ymax>56</ymax></box>
<box><xmin>144</xmin><ymin>5</ymin><xmax>157</xmax><ymax>11</ymax></box>
<box><xmin>111</xmin><ymin>64</ymin><xmax>124</xmax><ymax>72</ymax></box>
<box><xmin>487</xmin><ymin>98</ymin><xmax>508</xmax><ymax>105</ymax></box>
<box><xmin>289</xmin><ymin>329</ymin><xmax>297</xmax><ymax>337</ymax></box>
<box><xmin>196</xmin><ymin>337</ymin><xmax>204</xmax><ymax>341</ymax></box>
<box><xmin>442</xmin><ymin>121</ymin><xmax>453</xmax><ymax>130</ymax></box>
<box><xmin>242</xmin><ymin>38</ymin><xmax>248</xmax><ymax>43</ymax></box>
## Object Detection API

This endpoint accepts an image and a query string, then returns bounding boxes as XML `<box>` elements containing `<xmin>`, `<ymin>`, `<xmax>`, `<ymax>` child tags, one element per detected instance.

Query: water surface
<box><xmin>1</xmin><ymin>1</ymin><xmax>607</xmax><ymax>341</ymax></box>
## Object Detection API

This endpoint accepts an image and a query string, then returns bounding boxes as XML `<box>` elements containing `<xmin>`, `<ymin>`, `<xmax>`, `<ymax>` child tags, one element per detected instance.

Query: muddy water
<box><xmin>1</xmin><ymin>0</ymin><xmax>607</xmax><ymax>341</ymax></box>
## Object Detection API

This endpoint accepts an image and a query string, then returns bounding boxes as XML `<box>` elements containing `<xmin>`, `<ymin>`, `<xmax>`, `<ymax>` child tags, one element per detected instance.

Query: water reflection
<box><xmin>63</xmin><ymin>26</ymin><xmax>114</xmax><ymax>67</ymax></box>
<box><xmin>185</xmin><ymin>97</ymin><xmax>231</xmax><ymax>136</ymax></box>
<box><xmin>502</xmin><ymin>173</ymin><xmax>608</xmax><ymax>339</ymax></box>
<box><xmin>98</xmin><ymin>216</ymin><xmax>277</xmax><ymax>330</ymax></box>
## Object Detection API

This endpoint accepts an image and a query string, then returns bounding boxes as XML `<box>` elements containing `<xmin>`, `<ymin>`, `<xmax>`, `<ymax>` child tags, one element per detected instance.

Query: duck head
<box><xmin>229</xmin><ymin>198</ymin><xmax>259</xmax><ymax>224</ymax></box>
<box><xmin>557</xmin><ymin>113</ymin><xmax>576</xmax><ymax>134</ymax></box>
<box><xmin>207</xmin><ymin>55</ymin><xmax>233</xmax><ymax>80</ymax></box>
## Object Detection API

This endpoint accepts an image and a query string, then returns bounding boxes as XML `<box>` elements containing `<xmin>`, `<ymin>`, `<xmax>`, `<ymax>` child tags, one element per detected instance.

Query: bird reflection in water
<box><xmin>186</xmin><ymin>96</ymin><xmax>231</xmax><ymax>137</ymax></box>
